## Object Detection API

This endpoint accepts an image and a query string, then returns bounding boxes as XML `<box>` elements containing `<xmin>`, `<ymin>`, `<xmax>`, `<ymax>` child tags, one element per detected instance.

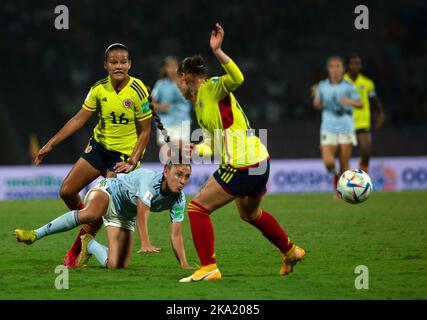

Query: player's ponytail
<box><xmin>147</xmin><ymin>93</ymin><xmax>189</xmax><ymax>164</ymax></box>
<box><xmin>178</xmin><ymin>55</ymin><xmax>207</xmax><ymax>77</ymax></box>
<box><xmin>146</xmin><ymin>94</ymin><xmax>170</xmax><ymax>144</ymax></box>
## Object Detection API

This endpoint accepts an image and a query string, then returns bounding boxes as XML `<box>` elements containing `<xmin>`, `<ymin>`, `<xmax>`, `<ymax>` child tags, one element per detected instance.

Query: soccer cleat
<box><xmin>280</xmin><ymin>245</ymin><xmax>305</xmax><ymax>276</ymax></box>
<box><xmin>15</xmin><ymin>229</ymin><xmax>37</xmax><ymax>245</ymax></box>
<box><xmin>77</xmin><ymin>234</ymin><xmax>94</xmax><ymax>267</ymax></box>
<box><xmin>63</xmin><ymin>252</ymin><xmax>79</xmax><ymax>268</ymax></box>
<box><xmin>179</xmin><ymin>263</ymin><xmax>222</xmax><ymax>282</ymax></box>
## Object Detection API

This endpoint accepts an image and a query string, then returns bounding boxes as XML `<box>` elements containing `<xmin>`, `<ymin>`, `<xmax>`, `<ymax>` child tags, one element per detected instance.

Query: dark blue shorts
<box><xmin>81</xmin><ymin>138</ymin><xmax>131</xmax><ymax>176</ymax></box>
<box><xmin>213</xmin><ymin>159</ymin><xmax>270</xmax><ymax>199</ymax></box>
<box><xmin>356</xmin><ymin>128</ymin><xmax>370</xmax><ymax>134</ymax></box>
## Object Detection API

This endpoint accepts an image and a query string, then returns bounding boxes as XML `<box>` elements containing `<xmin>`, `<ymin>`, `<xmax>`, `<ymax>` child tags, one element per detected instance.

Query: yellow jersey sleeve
<box><xmin>131</xmin><ymin>79</ymin><xmax>152</xmax><ymax>121</ymax></box>
<box><xmin>205</xmin><ymin>59</ymin><xmax>244</xmax><ymax>100</ymax></box>
<box><xmin>82</xmin><ymin>85</ymin><xmax>99</xmax><ymax>112</ymax></box>
<box><xmin>135</xmin><ymin>100</ymin><xmax>152</xmax><ymax>121</ymax></box>
<box><xmin>221</xmin><ymin>59</ymin><xmax>244</xmax><ymax>92</ymax></box>
<box><xmin>368</xmin><ymin>79</ymin><xmax>377</xmax><ymax>98</ymax></box>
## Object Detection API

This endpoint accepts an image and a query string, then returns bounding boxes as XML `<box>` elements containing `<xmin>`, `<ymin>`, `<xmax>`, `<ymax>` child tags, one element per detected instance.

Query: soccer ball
<box><xmin>337</xmin><ymin>169</ymin><xmax>373</xmax><ymax>204</ymax></box>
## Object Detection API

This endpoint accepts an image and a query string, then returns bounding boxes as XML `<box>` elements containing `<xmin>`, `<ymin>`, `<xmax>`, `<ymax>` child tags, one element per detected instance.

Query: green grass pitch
<box><xmin>0</xmin><ymin>191</ymin><xmax>426</xmax><ymax>300</ymax></box>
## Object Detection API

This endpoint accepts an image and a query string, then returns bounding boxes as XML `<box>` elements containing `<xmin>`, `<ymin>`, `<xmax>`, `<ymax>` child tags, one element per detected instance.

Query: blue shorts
<box><xmin>213</xmin><ymin>159</ymin><xmax>270</xmax><ymax>199</ymax></box>
<box><xmin>81</xmin><ymin>138</ymin><xmax>132</xmax><ymax>176</ymax></box>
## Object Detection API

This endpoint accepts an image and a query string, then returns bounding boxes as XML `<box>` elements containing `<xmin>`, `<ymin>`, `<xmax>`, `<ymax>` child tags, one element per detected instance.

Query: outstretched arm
<box><xmin>170</xmin><ymin>222</ymin><xmax>193</xmax><ymax>269</ymax></box>
<box><xmin>210</xmin><ymin>23</ymin><xmax>231</xmax><ymax>65</ymax></box>
<box><xmin>136</xmin><ymin>198</ymin><xmax>161</xmax><ymax>253</ymax></box>
<box><xmin>210</xmin><ymin>23</ymin><xmax>244</xmax><ymax>91</ymax></box>
<box><xmin>34</xmin><ymin>108</ymin><xmax>93</xmax><ymax>165</ymax></box>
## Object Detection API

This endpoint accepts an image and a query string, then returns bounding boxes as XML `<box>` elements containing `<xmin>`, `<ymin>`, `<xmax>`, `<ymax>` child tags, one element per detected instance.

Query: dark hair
<box><xmin>165</xmin><ymin>160</ymin><xmax>192</xmax><ymax>170</ymax></box>
<box><xmin>147</xmin><ymin>95</ymin><xmax>170</xmax><ymax>144</ymax></box>
<box><xmin>347</xmin><ymin>53</ymin><xmax>362</xmax><ymax>64</ymax></box>
<box><xmin>178</xmin><ymin>55</ymin><xmax>207</xmax><ymax>76</ymax></box>
<box><xmin>104</xmin><ymin>43</ymin><xmax>130</xmax><ymax>60</ymax></box>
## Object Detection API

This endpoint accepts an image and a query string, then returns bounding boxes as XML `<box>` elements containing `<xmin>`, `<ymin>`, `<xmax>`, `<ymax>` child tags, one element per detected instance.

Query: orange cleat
<box><xmin>280</xmin><ymin>245</ymin><xmax>305</xmax><ymax>276</ymax></box>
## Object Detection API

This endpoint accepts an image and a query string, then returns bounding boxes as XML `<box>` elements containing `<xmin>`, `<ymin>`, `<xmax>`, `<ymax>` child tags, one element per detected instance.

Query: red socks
<box><xmin>188</xmin><ymin>201</ymin><xmax>293</xmax><ymax>266</ymax></box>
<box><xmin>248</xmin><ymin>210</ymin><xmax>293</xmax><ymax>254</ymax></box>
<box><xmin>188</xmin><ymin>200</ymin><xmax>216</xmax><ymax>266</ymax></box>
<box><xmin>333</xmin><ymin>174</ymin><xmax>339</xmax><ymax>190</ymax></box>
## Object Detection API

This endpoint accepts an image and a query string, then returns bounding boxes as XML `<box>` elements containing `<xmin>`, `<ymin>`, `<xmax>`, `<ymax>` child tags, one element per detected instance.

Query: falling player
<box><xmin>344</xmin><ymin>54</ymin><xmax>385</xmax><ymax>173</ymax></box>
<box><xmin>176</xmin><ymin>23</ymin><xmax>305</xmax><ymax>282</ymax></box>
<box><xmin>15</xmin><ymin>162</ymin><xmax>193</xmax><ymax>270</ymax></box>
<box><xmin>34</xmin><ymin>43</ymin><xmax>153</xmax><ymax>267</ymax></box>
<box><xmin>312</xmin><ymin>56</ymin><xmax>362</xmax><ymax>198</ymax></box>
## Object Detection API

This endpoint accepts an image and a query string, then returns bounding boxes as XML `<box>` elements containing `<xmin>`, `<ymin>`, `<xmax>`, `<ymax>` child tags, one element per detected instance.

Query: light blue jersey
<box><xmin>152</xmin><ymin>78</ymin><xmax>191</xmax><ymax>126</ymax></box>
<box><xmin>104</xmin><ymin>168</ymin><xmax>185</xmax><ymax>223</ymax></box>
<box><xmin>316</xmin><ymin>79</ymin><xmax>361</xmax><ymax>133</ymax></box>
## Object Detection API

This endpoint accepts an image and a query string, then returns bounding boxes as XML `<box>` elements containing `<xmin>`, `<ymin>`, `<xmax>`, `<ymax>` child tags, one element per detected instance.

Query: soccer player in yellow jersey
<box><xmin>34</xmin><ymin>43</ymin><xmax>152</xmax><ymax>267</ymax></box>
<box><xmin>344</xmin><ymin>54</ymin><xmax>385</xmax><ymax>173</ymax></box>
<box><xmin>177</xmin><ymin>23</ymin><xmax>305</xmax><ymax>282</ymax></box>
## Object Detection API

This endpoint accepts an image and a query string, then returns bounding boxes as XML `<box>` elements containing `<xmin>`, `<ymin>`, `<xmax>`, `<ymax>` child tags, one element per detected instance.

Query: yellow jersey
<box><xmin>195</xmin><ymin>59</ymin><xmax>269</xmax><ymax>168</ymax></box>
<box><xmin>343</xmin><ymin>73</ymin><xmax>377</xmax><ymax>130</ymax></box>
<box><xmin>82</xmin><ymin>75</ymin><xmax>152</xmax><ymax>156</ymax></box>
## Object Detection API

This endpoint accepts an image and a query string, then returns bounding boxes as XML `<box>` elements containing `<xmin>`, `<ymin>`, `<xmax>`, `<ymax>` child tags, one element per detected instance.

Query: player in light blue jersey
<box><xmin>152</xmin><ymin>56</ymin><xmax>192</xmax><ymax>161</ymax></box>
<box><xmin>312</xmin><ymin>56</ymin><xmax>362</xmax><ymax>197</ymax></box>
<box><xmin>15</xmin><ymin>162</ymin><xmax>193</xmax><ymax>269</ymax></box>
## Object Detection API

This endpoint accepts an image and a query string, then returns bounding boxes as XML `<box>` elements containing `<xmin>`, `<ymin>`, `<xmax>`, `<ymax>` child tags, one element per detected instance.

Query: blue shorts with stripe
<box><xmin>81</xmin><ymin>137</ymin><xmax>136</xmax><ymax>177</ymax></box>
<box><xmin>213</xmin><ymin>159</ymin><xmax>270</xmax><ymax>199</ymax></box>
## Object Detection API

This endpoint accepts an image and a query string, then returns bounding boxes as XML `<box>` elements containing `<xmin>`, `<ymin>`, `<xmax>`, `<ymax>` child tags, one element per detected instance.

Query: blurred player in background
<box><xmin>151</xmin><ymin>56</ymin><xmax>192</xmax><ymax>162</ymax></box>
<box><xmin>33</xmin><ymin>43</ymin><xmax>153</xmax><ymax>267</ymax></box>
<box><xmin>15</xmin><ymin>162</ymin><xmax>193</xmax><ymax>270</ymax></box>
<box><xmin>312</xmin><ymin>56</ymin><xmax>362</xmax><ymax>198</ymax></box>
<box><xmin>176</xmin><ymin>23</ymin><xmax>305</xmax><ymax>282</ymax></box>
<box><xmin>344</xmin><ymin>54</ymin><xmax>385</xmax><ymax>173</ymax></box>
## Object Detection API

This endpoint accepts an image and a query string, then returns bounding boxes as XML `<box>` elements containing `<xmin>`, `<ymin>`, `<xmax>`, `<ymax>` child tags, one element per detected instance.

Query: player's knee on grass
<box><xmin>106</xmin><ymin>258</ymin><xmax>127</xmax><ymax>269</ymax></box>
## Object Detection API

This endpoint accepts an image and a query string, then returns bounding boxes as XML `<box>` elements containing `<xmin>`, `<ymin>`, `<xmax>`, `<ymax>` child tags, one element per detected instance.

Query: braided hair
<box><xmin>147</xmin><ymin>93</ymin><xmax>189</xmax><ymax>163</ymax></box>
<box><xmin>147</xmin><ymin>95</ymin><xmax>171</xmax><ymax>144</ymax></box>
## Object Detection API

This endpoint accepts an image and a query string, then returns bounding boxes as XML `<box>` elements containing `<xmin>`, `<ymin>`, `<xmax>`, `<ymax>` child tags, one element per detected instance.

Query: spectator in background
<box><xmin>151</xmin><ymin>56</ymin><xmax>192</xmax><ymax>162</ymax></box>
